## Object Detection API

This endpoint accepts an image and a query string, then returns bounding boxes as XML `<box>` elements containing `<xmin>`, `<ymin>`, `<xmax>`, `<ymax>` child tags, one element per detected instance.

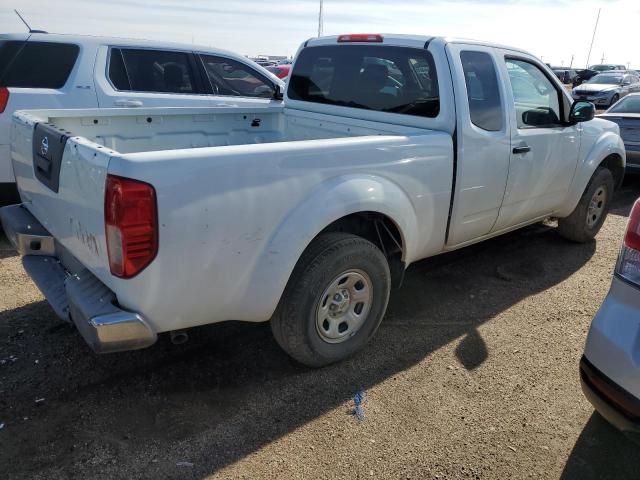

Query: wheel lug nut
<box><xmin>333</xmin><ymin>294</ymin><xmax>342</xmax><ymax>301</ymax></box>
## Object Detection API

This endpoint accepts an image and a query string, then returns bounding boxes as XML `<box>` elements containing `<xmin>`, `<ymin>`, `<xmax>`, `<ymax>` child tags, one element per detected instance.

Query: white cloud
<box><xmin>0</xmin><ymin>0</ymin><xmax>637</xmax><ymax>66</ymax></box>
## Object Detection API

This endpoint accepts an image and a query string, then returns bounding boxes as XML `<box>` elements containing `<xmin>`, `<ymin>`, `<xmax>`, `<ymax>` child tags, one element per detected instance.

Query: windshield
<box><xmin>590</xmin><ymin>65</ymin><xmax>616</xmax><ymax>72</ymax></box>
<box><xmin>587</xmin><ymin>74</ymin><xmax>622</xmax><ymax>85</ymax></box>
<box><xmin>609</xmin><ymin>96</ymin><xmax>640</xmax><ymax>113</ymax></box>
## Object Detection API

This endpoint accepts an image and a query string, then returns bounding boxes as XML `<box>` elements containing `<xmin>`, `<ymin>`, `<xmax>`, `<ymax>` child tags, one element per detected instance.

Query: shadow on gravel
<box><xmin>561</xmin><ymin>413</ymin><xmax>640</xmax><ymax>480</ymax></box>
<box><xmin>0</xmin><ymin>219</ymin><xmax>600</xmax><ymax>479</ymax></box>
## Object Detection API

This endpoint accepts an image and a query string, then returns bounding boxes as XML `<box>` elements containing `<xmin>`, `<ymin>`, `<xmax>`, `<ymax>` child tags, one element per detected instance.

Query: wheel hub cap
<box><xmin>316</xmin><ymin>270</ymin><xmax>373</xmax><ymax>344</ymax></box>
<box><xmin>586</xmin><ymin>185</ymin><xmax>607</xmax><ymax>228</ymax></box>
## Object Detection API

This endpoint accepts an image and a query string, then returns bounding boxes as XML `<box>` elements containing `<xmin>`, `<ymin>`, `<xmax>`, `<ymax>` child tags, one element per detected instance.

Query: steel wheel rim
<box><xmin>586</xmin><ymin>185</ymin><xmax>607</xmax><ymax>228</ymax></box>
<box><xmin>315</xmin><ymin>269</ymin><xmax>373</xmax><ymax>344</ymax></box>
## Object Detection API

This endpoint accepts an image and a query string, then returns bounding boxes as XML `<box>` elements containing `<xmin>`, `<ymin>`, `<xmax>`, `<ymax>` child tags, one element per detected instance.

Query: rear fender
<box><xmin>241</xmin><ymin>174</ymin><xmax>419</xmax><ymax>318</ymax></box>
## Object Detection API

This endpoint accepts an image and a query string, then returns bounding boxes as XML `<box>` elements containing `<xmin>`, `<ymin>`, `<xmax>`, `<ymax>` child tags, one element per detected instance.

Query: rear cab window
<box><xmin>108</xmin><ymin>48</ymin><xmax>201</xmax><ymax>94</ymax></box>
<box><xmin>0</xmin><ymin>41</ymin><xmax>79</xmax><ymax>89</ymax></box>
<box><xmin>288</xmin><ymin>45</ymin><xmax>439</xmax><ymax>118</ymax></box>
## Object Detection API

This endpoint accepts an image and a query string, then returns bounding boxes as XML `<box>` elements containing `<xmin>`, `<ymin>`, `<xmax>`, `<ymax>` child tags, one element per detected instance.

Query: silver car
<box><xmin>582</xmin><ymin>199</ymin><xmax>640</xmax><ymax>439</ymax></box>
<box><xmin>573</xmin><ymin>71</ymin><xmax>640</xmax><ymax>108</ymax></box>
<box><xmin>599</xmin><ymin>94</ymin><xmax>640</xmax><ymax>172</ymax></box>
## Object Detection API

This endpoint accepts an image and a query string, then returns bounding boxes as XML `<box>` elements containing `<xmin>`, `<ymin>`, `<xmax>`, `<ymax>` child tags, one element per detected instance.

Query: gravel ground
<box><xmin>2</xmin><ymin>182</ymin><xmax>640</xmax><ymax>480</ymax></box>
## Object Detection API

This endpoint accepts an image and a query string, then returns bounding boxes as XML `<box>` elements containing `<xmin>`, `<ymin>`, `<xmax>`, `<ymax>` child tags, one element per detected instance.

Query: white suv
<box><xmin>0</xmin><ymin>32</ymin><xmax>284</xmax><ymax>201</ymax></box>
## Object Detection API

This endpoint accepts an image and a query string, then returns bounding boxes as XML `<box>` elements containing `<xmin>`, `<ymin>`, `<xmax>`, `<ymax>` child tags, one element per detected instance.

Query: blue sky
<box><xmin>0</xmin><ymin>0</ymin><xmax>637</xmax><ymax>67</ymax></box>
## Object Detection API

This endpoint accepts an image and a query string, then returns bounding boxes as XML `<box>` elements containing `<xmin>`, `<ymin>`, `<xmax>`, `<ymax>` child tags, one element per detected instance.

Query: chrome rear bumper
<box><xmin>0</xmin><ymin>204</ymin><xmax>156</xmax><ymax>353</ymax></box>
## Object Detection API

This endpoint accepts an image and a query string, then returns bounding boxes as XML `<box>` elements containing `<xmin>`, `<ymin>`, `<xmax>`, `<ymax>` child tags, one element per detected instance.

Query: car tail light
<box><xmin>337</xmin><ymin>34</ymin><xmax>383</xmax><ymax>43</ymax></box>
<box><xmin>0</xmin><ymin>87</ymin><xmax>9</xmax><ymax>113</ymax></box>
<box><xmin>616</xmin><ymin>199</ymin><xmax>640</xmax><ymax>285</ymax></box>
<box><xmin>105</xmin><ymin>174</ymin><xmax>158</xmax><ymax>278</ymax></box>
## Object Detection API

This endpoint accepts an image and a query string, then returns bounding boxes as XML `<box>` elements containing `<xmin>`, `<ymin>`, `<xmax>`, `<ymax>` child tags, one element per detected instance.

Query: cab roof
<box><xmin>305</xmin><ymin>33</ymin><xmax>532</xmax><ymax>56</ymax></box>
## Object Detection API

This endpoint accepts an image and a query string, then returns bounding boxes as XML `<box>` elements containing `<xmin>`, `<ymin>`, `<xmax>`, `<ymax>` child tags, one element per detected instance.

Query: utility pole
<box><xmin>585</xmin><ymin>8</ymin><xmax>601</xmax><ymax>68</ymax></box>
<box><xmin>569</xmin><ymin>54</ymin><xmax>574</xmax><ymax>68</ymax></box>
<box><xmin>318</xmin><ymin>0</ymin><xmax>324</xmax><ymax>37</ymax></box>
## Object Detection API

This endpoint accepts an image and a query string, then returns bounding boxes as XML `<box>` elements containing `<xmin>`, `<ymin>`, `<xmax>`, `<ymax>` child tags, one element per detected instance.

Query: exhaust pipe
<box><xmin>170</xmin><ymin>330</ymin><xmax>189</xmax><ymax>345</ymax></box>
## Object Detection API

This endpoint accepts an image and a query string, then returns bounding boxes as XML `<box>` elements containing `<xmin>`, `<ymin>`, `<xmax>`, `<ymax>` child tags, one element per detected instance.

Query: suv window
<box><xmin>0</xmin><ymin>41</ymin><xmax>79</xmax><ymax>89</ymax></box>
<box><xmin>288</xmin><ymin>45</ymin><xmax>439</xmax><ymax>118</ymax></box>
<box><xmin>199</xmin><ymin>55</ymin><xmax>274</xmax><ymax>98</ymax></box>
<box><xmin>109</xmin><ymin>48</ymin><xmax>198</xmax><ymax>94</ymax></box>
<box><xmin>460</xmin><ymin>51</ymin><xmax>503</xmax><ymax>131</ymax></box>
<box><xmin>505</xmin><ymin>58</ymin><xmax>562</xmax><ymax>128</ymax></box>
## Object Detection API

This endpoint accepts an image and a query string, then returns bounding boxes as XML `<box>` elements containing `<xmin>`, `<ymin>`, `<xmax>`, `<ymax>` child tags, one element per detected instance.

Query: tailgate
<box><xmin>12</xmin><ymin>110</ymin><xmax>111</xmax><ymax>278</ymax></box>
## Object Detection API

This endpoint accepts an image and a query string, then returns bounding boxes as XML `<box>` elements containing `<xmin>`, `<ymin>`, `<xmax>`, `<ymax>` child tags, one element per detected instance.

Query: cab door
<box><xmin>444</xmin><ymin>44</ymin><xmax>511</xmax><ymax>246</ymax></box>
<box><xmin>491</xmin><ymin>54</ymin><xmax>581</xmax><ymax>231</ymax></box>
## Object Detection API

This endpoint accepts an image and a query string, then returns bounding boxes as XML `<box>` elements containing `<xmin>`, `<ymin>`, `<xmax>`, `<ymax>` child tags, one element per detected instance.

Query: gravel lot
<box><xmin>2</xmin><ymin>182</ymin><xmax>640</xmax><ymax>480</ymax></box>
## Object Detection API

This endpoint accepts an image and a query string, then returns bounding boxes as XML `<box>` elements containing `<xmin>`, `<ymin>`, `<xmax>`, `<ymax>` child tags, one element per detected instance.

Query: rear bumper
<box><xmin>0</xmin><ymin>203</ymin><xmax>156</xmax><ymax>353</ymax></box>
<box><xmin>580</xmin><ymin>356</ymin><xmax>640</xmax><ymax>435</ymax></box>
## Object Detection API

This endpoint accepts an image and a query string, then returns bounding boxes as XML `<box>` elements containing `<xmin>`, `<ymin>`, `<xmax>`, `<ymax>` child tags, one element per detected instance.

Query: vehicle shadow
<box><xmin>560</xmin><ymin>413</ymin><xmax>640</xmax><ymax>480</ymax></box>
<box><xmin>0</xmin><ymin>217</ymin><xmax>600</xmax><ymax>479</ymax></box>
<box><xmin>0</xmin><ymin>231</ymin><xmax>16</xmax><ymax>259</ymax></box>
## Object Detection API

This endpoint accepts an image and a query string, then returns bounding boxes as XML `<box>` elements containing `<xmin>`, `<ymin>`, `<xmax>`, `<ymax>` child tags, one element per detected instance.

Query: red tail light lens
<box><xmin>0</xmin><ymin>87</ymin><xmax>9</xmax><ymax>113</ymax></box>
<box><xmin>105</xmin><ymin>175</ymin><xmax>158</xmax><ymax>278</ymax></box>
<box><xmin>616</xmin><ymin>199</ymin><xmax>640</xmax><ymax>285</ymax></box>
<box><xmin>337</xmin><ymin>34</ymin><xmax>383</xmax><ymax>43</ymax></box>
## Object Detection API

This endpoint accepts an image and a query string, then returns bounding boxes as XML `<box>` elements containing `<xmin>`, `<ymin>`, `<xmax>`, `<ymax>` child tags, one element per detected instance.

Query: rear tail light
<box><xmin>616</xmin><ymin>199</ymin><xmax>640</xmax><ymax>285</ymax></box>
<box><xmin>105</xmin><ymin>174</ymin><xmax>158</xmax><ymax>278</ymax></box>
<box><xmin>337</xmin><ymin>34</ymin><xmax>383</xmax><ymax>43</ymax></box>
<box><xmin>0</xmin><ymin>87</ymin><xmax>9</xmax><ymax>113</ymax></box>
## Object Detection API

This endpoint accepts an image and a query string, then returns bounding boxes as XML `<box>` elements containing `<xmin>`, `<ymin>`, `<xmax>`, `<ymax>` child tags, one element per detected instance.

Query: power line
<box><xmin>585</xmin><ymin>8</ymin><xmax>601</xmax><ymax>68</ymax></box>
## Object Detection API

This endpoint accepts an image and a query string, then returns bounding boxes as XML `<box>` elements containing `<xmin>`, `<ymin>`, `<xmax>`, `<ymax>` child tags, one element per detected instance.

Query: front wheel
<box><xmin>557</xmin><ymin>167</ymin><xmax>614</xmax><ymax>243</ymax></box>
<box><xmin>270</xmin><ymin>233</ymin><xmax>391</xmax><ymax>367</ymax></box>
<box><xmin>610</xmin><ymin>94</ymin><xmax>620</xmax><ymax>108</ymax></box>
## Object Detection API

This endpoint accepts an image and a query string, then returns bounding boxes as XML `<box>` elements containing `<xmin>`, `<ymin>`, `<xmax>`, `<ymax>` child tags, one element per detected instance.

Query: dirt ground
<box><xmin>2</xmin><ymin>182</ymin><xmax>640</xmax><ymax>480</ymax></box>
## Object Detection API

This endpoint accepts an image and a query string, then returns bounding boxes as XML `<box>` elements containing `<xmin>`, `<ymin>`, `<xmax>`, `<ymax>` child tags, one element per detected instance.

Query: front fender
<box><xmin>556</xmin><ymin>126</ymin><xmax>625</xmax><ymax>218</ymax></box>
<box><xmin>240</xmin><ymin>174</ymin><xmax>420</xmax><ymax>319</ymax></box>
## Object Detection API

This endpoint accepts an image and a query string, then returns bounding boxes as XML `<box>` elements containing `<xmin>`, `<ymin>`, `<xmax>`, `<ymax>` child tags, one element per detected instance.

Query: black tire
<box><xmin>271</xmin><ymin>232</ymin><xmax>391</xmax><ymax>367</ymax></box>
<box><xmin>557</xmin><ymin>167</ymin><xmax>614</xmax><ymax>243</ymax></box>
<box><xmin>610</xmin><ymin>94</ymin><xmax>620</xmax><ymax>108</ymax></box>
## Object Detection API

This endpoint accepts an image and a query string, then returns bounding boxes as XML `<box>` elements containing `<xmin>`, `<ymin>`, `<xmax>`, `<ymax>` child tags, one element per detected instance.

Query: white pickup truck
<box><xmin>0</xmin><ymin>34</ymin><xmax>625</xmax><ymax>367</ymax></box>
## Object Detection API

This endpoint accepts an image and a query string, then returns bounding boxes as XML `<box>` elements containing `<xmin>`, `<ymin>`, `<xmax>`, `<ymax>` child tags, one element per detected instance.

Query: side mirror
<box><xmin>273</xmin><ymin>83</ymin><xmax>284</xmax><ymax>100</ymax></box>
<box><xmin>569</xmin><ymin>101</ymin><xmax>595</xmax><ymax>123</ymax></box>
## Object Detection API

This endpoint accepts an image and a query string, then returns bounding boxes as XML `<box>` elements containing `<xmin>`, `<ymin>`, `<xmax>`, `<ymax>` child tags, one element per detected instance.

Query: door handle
<box><xmin>114</xmin><ymin>99</ymin><xmax>143</xmax><ymax>107</ymax></box>
<box><xmin>513</xmin><ymin>145</ymin><xmax>531</xmax><ymax>154</ymax></box>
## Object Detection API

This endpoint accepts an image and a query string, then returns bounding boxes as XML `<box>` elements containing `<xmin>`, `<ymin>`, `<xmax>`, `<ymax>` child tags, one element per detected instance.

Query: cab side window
<box><xmin>460</xmin><ymin>51</ymin><xmax>503</xmax><ymax>131</ymax></box>
<box><xmin>505</xmin><ymin>58</ymin><xmax>562</xmax><ymax>128</ymax></box>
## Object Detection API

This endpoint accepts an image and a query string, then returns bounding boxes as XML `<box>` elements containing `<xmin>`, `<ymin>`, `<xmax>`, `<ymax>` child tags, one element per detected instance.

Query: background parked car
<box><xmin>266</xmin><ymin>64</ymin><xmax>291</xmax><ymax>79</ymax></box>
<box><xmin>552</xmin><ymin>67</ymin><xmax>577</xmax><ymax>84</ymax></box>
<box><xmin>590</xmin><ymin>63</ymin><xmax>627</xmax><ymax>72</ymax></box>
<box><xmin>599</xmin><ymin>93</ymin><xmax>640</xmax><ymax>172</ymax></box>
<box><xmin>0</xmin><ymin>32</ymin><xmax>284</xmax><ymax>202</ymax></box>
<box><xmin>572</xmin><ymin>71</ymin><xmax>640</xmax><ymax>108</ymax></box>
<box><xmin>573</xmin><ymin>68</ymin><xmax>598</xmax><ymax>87</ymax></box>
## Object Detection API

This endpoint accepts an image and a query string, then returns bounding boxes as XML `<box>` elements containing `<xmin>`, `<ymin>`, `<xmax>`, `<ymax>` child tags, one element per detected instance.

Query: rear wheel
<box><xmin>271</xmin><ymin>233</ymin><xmax>391</xmax><ymax>367</ymax></box>
<box><xmin>558</xmin><ymin>167</ymin><xmax>614</xmax><ymax>243</ymax></box>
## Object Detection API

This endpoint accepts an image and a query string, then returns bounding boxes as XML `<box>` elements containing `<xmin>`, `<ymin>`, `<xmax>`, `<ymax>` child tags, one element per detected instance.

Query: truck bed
<box><xmin>19</xmin><ymin>105</ymin><xmax>431</xmax><ymax>154</ymax></box>
<box><xmin>11</xmin><ymin>105</ymin><xmax>453</xmax><ymax>334</ymax></box>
